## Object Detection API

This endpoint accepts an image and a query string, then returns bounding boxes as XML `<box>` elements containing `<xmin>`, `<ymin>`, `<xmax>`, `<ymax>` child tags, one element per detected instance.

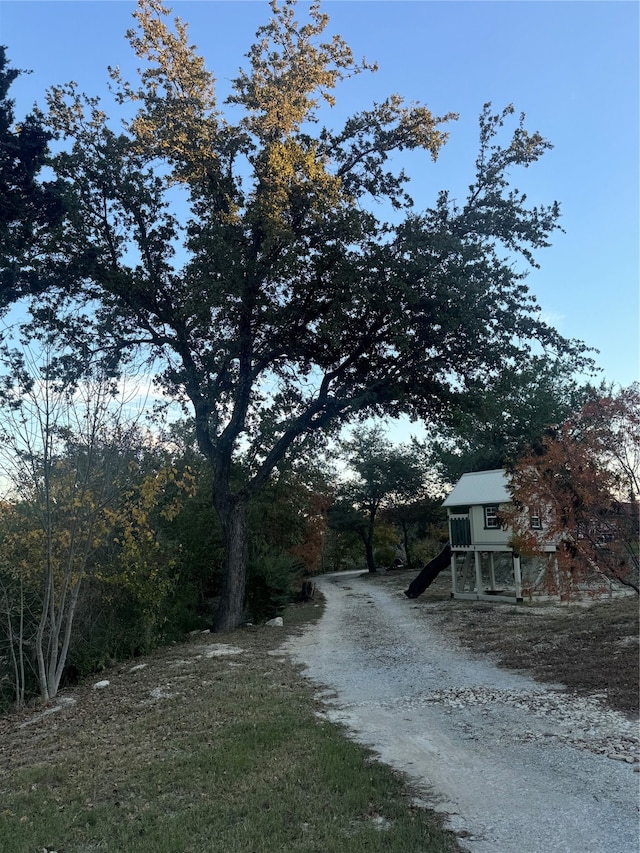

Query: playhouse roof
<box><xmin>442</xmin><ymin>469</ymin><xmax>511</xmax><ymax>508</ymax></box>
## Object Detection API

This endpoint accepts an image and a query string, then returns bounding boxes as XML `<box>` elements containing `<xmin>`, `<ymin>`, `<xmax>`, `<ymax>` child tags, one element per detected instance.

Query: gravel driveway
<box><xmin>284</xmin><ymin>571</ymin><xmax>640</xmax><ymax>853</ymax></box>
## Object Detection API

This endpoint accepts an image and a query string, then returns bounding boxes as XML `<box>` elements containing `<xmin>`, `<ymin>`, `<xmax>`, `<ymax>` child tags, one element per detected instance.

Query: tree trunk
<box><xmin>36</xmin><ymin>566</ymin><xmax>52</xmax><ymax>703</ymax></box>
<box><xmin>401</xmin><ymin>520</ymin><xmax>414</xmax><ymax>571</ymax></box>
<box><xmin>213</xmin><ymin>499</ymin><xmax>249</xmax><ymax>632</ymax></box>
<box><xmin>364</xmin><ymin>529</ymin><xmax>377</xmax><ymax>573</ymax></box>
<box><xmin>364</xmin><ymin>506</ymin><xmax>378</xmax><ymax>573</ymax></box>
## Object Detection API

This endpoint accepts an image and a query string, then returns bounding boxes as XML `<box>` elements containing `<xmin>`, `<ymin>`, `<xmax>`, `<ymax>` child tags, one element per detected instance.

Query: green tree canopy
<box><xmin>8</xmin><ymin>0</ymin><xmax>589</xmax><ymax>629</ymax></box>
<box><xmin>0</xmin><ymin>47</ymin><xmax>63</xmax><ymax>304</ymax></box>
<box><xmin>428</xmin><ymin>360</ymin><xmax>590</xmax><ymax>485</ymax></box>
<box><xmin>330</xmin><ymin>426</ymin><xmax>428</xmax><ymax>572</ymax></box>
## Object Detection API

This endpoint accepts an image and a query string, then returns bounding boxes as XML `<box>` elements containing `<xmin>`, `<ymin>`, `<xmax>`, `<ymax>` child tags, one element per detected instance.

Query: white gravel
<box><xmin>283</xmin><ymin>571</ymin><xmax>640</xmax><ymax>853</ymax></box>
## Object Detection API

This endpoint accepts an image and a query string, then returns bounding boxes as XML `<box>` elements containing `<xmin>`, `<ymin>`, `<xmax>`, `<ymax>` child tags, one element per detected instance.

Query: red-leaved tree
<box><xmin>506</xmin><ymin>385</ymin><xmax>639</xmax><ymax>596</ymax></box>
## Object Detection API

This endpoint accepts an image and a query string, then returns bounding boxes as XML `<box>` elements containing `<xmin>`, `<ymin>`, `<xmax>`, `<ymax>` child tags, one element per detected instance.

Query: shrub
<box><xmin>245</xmin><ymin>546</ymin><xmax>303</xmax><ymax>622</ymax></box>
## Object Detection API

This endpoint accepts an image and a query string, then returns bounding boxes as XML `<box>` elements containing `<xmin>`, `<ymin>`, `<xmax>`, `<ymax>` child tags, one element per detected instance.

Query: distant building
<box><xmin>443</xmin><ymin>469</ymin><xmax>556</xmax><ymax>602</ymax></box>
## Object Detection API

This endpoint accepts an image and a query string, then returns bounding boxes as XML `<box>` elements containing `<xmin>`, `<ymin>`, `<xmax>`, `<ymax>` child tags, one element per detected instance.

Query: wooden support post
<box><xmin>451</xmin><ymin>552</ymin><xmax>458</xmax><ymax>596</ymax></box>
<box><xmin>489</xmin><ymin>553</ymin><xmax>496</xmax><ymax>591</ymax></box>
<box><xmin>513</xmin><ymin>552</ymin><xmax>522</xmax><ymax>601</ymax></box>
<box><xmin>474</xmin><ymin>551</ymin><xmax>482</xmax><ymax>598</ymax></box>
<box><xmin>552</xmin><ymin>554</ymin><xmax>560</xmax><ymax>593</ymax></box>
<box><xmin>459</xmin><ymin>552</ymin><xmax>470</xmax><ymax>591</ymax></box>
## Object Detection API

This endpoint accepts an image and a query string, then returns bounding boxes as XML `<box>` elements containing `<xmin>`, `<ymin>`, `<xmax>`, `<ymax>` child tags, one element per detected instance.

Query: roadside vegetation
<box><xmin>0</xmin><ymin>598</ymin><xmax>460</xmax><ymax>853</ymax></box>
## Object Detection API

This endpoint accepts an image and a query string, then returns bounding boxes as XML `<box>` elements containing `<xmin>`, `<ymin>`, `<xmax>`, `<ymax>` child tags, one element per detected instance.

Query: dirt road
<box><xmin>284</xmin><ymin>571</ymin><xmax>639</xmax><ymax>853</ymax></box>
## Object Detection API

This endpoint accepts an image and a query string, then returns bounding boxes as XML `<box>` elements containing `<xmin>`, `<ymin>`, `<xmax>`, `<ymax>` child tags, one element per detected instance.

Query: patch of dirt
<box><xmin>369</xmin><ymin>568</ymin><xmax>639</xmax><ymax>718</ymax></box>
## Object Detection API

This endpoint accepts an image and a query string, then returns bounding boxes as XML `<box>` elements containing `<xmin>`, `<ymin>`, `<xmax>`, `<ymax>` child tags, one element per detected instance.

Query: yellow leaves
<box><xmin>0</xmin><ymin>515</ymin><xmax>45</xmax><ymax>583</ymax></box>
<box><xmin>397</xmin><ymin>104</ymin><xmax>456</xmax><ymax>163</ymax></box>
<box><xmin>115</xmin><ymin>0</ymin><xmax>220</xmax><ymax>184</ymax></box>
<box><xmin>90</xmin><ymin>463</ymin><xmax>196</xmax><ymax>614</ymax></box>
<box><xmin>253</xmin><ymin>137</ymin><xmax>342</xmax><ymax>239</ymax></box>
<box><xmin>0</xmin><ymin>459</ymin><xmax>197</xmax><ymax>618</ymax></box>
<box><xmin>234</xmin><ymin>0</ymin><xmax>371</xmax><ymax>143</ymax></box>
<box><xmin>126</xmin><ymin>464</ymin><xmax>196</xmax><ymax>525</ymax></box>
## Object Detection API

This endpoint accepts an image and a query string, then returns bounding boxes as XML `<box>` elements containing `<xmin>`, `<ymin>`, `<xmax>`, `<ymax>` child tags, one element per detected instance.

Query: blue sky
<box><xmin>1</xmin><ymin>0</ymin><xmax>638</xmax><ymax>390</ymax></box>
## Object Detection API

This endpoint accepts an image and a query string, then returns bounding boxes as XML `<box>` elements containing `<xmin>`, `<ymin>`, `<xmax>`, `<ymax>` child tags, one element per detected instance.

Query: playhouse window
<box><xmin>484</xmin><ymin>505</ymin><xmax>499</xmax><ymax>528</ymax></box>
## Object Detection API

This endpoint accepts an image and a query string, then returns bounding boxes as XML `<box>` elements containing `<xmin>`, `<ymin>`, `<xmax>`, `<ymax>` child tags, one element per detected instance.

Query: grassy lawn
<box><xmin>0</xmin><ymin>599</ymin><xmax>460</xmax><ymax>853</ymax></box>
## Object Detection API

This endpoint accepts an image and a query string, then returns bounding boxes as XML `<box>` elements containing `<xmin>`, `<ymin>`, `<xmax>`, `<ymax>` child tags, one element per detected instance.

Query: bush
<box><xmin>374</xmin><ymin>544</ymin><xmax>397</xmax><ymax>568</ymax></box>
<box><xmin>245</xmin><ymin>546</ymin><xmax>303</xmax><ymax>622</ymax></box>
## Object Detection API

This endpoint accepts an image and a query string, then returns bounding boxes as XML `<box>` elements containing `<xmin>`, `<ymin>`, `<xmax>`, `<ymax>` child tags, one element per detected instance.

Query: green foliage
<box><xmin>328</xmin><ymin>498</ymin><xmax>369</xmax><ymax>537</ymax></box>
<box><xmin>373</xmin><ymin>542</ymin><xmax>397</xmax><ymax>569</ymax></box>
<box><xmin>245</xmin><ymin>545</ymin><xmax>303</xmax><ymax>622</ymax></box>
<box><xmin>0</xmin><ymin>47</ymin><xmax>63</xmax><ymax>304</ymax></box>
<box><xmin>321</xmin><ymin>524</ymin><xmax>364</xmax><ymax>572</ymax></box>
<box><xmin>429</xmin><ymin>360</ymin><xmax>588</xmax><ymax>485</ymax></box>
<box><xmin>340</xmin><ymin>427</ymin><xmax>428</xmax><ymax>509</ymax></box>
<box><xmin>331</xmin><ymin>426</ymin><xmax>429</xmax><ymax>572</ymax></box>
<box><xmin>380</xmin><ymin>495</ymin><xmax>448</xmax><ymax>570</ymax></box>
<box><xmin>244</xmin><ymin>467</ymin><xmax>333</xmax><ymax>619</ymax></box>
<box><xmin>0</xmin><ymin>406</ymin><xmax>337</xmax><ymax>705</ymax></box>
<box><xmin>160</xmin><ymin>462</ymin><xmax>225</xmax><ymax>612</ymax></box>
<box><xmin>412</xmin><ymin>537</ymin><xmax>448</xmax><ymax>566</ymax></box>
<box><xmin>8</xmin><ymin>1</ymin><xmax>591</xmax><ymax>628</ymax></box>
<box><xmin>0</xmin><ymin>448</ymin><xmax>202</xmax><ymax>703</ymax></box>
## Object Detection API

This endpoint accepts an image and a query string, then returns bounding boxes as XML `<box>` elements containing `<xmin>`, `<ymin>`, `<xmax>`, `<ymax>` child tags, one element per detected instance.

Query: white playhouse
<box><xmin>443</xmin><ymin>469</ymin><xmax>556</xmax><ymax>602</ymax></box>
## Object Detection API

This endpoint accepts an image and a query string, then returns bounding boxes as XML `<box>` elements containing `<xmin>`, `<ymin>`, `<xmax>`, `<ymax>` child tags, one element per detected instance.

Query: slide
<box><xmin>404</xmin><ymin>543</ymin><xmax>452</xmax><ymax>599</ymax></box>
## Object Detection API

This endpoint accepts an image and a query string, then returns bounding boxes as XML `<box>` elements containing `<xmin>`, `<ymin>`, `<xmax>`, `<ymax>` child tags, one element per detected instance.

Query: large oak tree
<box><xmin>10</xmin><ymin>0</ymin><xmax>588</xmax><ymax>629</ymax></box>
